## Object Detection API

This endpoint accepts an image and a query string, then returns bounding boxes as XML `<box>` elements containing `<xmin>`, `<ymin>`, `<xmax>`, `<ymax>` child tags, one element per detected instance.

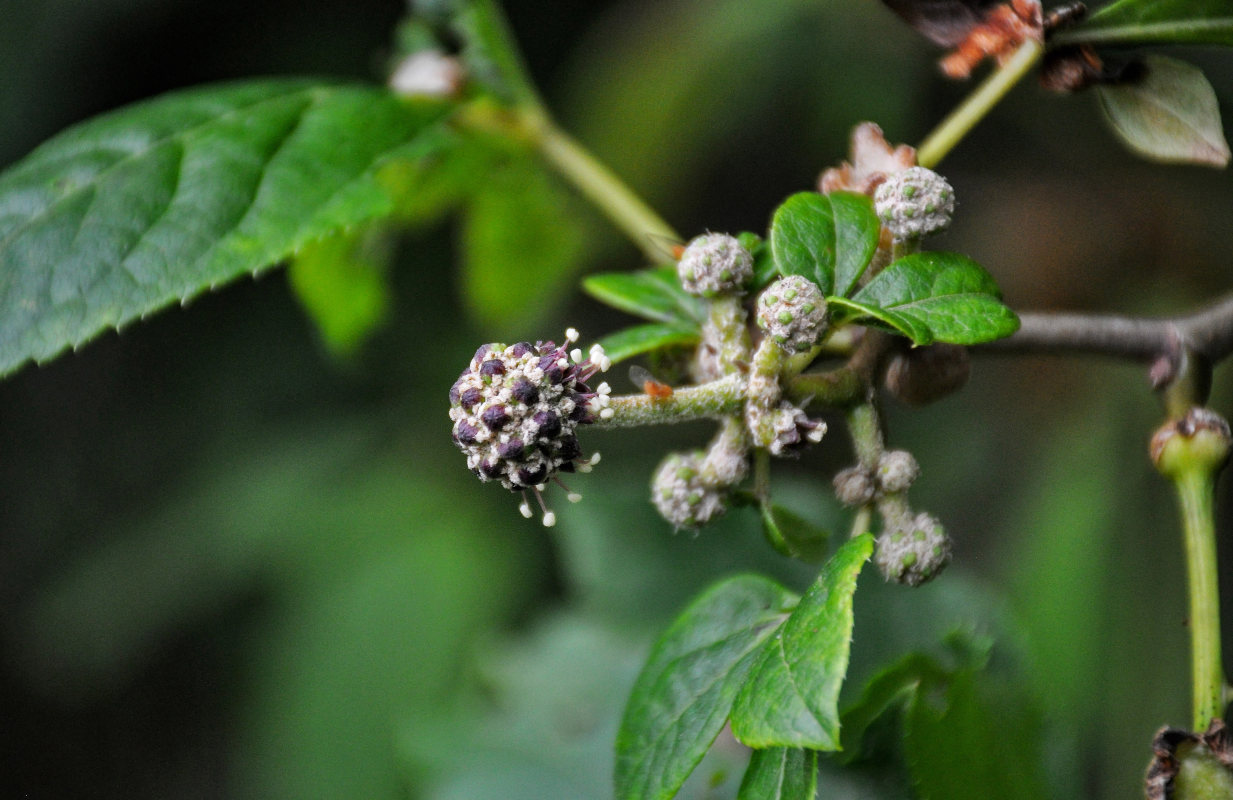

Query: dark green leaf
<box><xmin>759</xmin><ymin>502</ymin><xmax>830</xmax><ymax>564</ymax></box>
<box><xmin>769</xmin><ymin>192</ymin><xmax>880</xmax><ymax>296</ymax></box>
<box><xmin>1096</xmin><ymin>56</ymin><xmax>1231</xmax><ymax>168</ymax></box>
<box><xmin>461</xmin><ymin>156</ymin><xmax>588</xmax><ymax>327</ymax></box>
<box><xmin>593</xmin><ymin>322</ymin><xmax>699</xmax><ymax>365</ymax></box>
<box><xmin>828</xmin><ymin>192</ymin><xmax>882</xmax><ymax>298</ymax></box>
<box><xmin>0</xmin><ymin>80</ymin><xmax>454</xmax><ymax>376</ymax></box>
<box><xmin>1059</xmin><ymin>0</ymin><xmax>1233</xmax><ymax>47</ymax></box>
<box><xmin>615</xmin><ymin>575</ymin><xmax>798</xmax><ymax>800</ymax></box>
<box><xmin>838</xmin><ymin>651</ymin><xmax>944</xmax><ymax>762</ymax></box>
<box><xmin>730</xmin><ymin>533</ymin><xmax>874</xmax><ymax>750</ymax></box>
<box><xmin>287</xmin><ymin>227</ymin><xmax>393</xmax><ymax>358</ymax></box>
<box><xmin>738</xmin><ymin>231</ymin><xmax>778</xmax><ymax>292</ymax></box>
<box><xmin>905</xmin><ymin>669</ymin><xmax>1049</xmax><ymax>800</ymax></box>
<box><xmin>832</xmin><ymin>252</ymin><xmax>1019</xmax><ymax>345</ymax></box>
<box><xmin>737</xmin><ymin>748</ymin><xmax>818</xmax><ymax>800</ymax></box>
<box><xmin>583</xmin><ymin>266</ymin><xmax>708</xmax><ymax>324</ymax></box>
<box><xmin>770</xmin><ymin>193</ymin><xmax>836</xmax><ymax>294</ymax></box>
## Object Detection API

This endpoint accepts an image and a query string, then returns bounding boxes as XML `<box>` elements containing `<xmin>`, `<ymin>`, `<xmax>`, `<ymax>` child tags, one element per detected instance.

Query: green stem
<box><xmin>1175</xmin><ymin>467</ymin><xmax>1226</xmax><ymax>729</ymax></box>
<box><xmin>916</xmin><ymin>39</ymin><xmax>1044</xmax><ymax>169</ymax></box>
<box><xmin>534</xmin><ymin>120</ymin><xmax>682</xmax><ymax>261</ymax></box>
<box><xmin>846</xmin><ymin>402</ymin><xmax>886</xmax><ymax>467</ymax></box>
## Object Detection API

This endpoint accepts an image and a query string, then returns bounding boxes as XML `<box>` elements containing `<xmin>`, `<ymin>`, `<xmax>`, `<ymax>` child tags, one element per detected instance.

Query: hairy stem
<box><xmin>1175</xmin><ymin>467</ymin><xmax>1226</xmax><ymax>729</ymax></box>
<box><xmin>916</xmin><ymin>39</ymin><xmax>1044</xmax><ymax>169</ymax></box>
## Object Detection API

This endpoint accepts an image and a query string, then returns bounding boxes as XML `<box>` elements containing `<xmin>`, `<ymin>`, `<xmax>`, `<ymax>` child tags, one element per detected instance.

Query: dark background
<box><xmin>1</xmin><ymin>1</ymin><xmax>1231</xmax><ymax>797</ymax></box>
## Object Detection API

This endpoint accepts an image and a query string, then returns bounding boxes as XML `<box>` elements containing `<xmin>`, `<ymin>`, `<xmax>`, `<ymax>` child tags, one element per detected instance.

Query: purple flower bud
<box><xmin>509</xmin><ymin>342</ymin><xmax>533</xmax><ymax>357</ymax></box>
<box><xmin>533</xmin><ymin>410</ymin><xmax>561</xmax><ymax>438</ymax></box>
<box><xmin>517</xmin><ymin>463</ymin><xmax>548</xmax><ymax>486</ymax></box>
<box><xmin>478</xmin><ymin>459</ymin><xmax>502</xmax><ymax>479</ymax></box>
<box><xmin>448</xmin><ymin>380</ymin><xmax>463</xmax><ymax>405</ymax></box>
<box><xmin>511</xmin><ymin>378</ymin><xmax>539</xmax><ymax>405</ymax></box>
<box><xmin>480</xmin><ymin>359</ymin><xmax>506</xmax><ymax>378</ymax></box>
<box><xmin>556</xmin><ymin>435</ymin><xmax>581</xmax><ymax>461</ymax></box>
<box><xmin>473</xmin><ymin>344</ymin><xmax>492</xmax><ymax>363</ymax></box>
<box><xmin>481</xmin><ymin>404</ymin><xmax>510</xmax><ymax>431</ymax></box>
<box><xmin>454</xmin><ymin>420</ymin><xmax>479</xmax><ymax>445</ymax></box>
<box><xmin>497</xmin><ymin>438</ymin><xmax>526</xmax><ymax>460</ymax></box>
<box><xmin>460</xmin><ymin>387</ymin><xmax>483</xmax><ymax>410</ymax></box>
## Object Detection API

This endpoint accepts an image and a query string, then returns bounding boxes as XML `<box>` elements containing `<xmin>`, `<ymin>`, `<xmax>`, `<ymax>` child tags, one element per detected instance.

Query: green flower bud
<box><xmin>1151</xmin><ymin>407</ymin><xmax>1232</xmax><ymax>479</ymax></box>
<box><xmin>756</xmin><ymin>276</ymin><xmax>829</xmax><ymax>353</ymax></box>
<box><xmin>875</xmin><ymin>449</ymin><xmax>920</xmax><ymax>494</ymax></box>
<box><xmin>651</xmin><ymin>451</ymin><xmax>729</xmax><ymax>530</ymax></box>
<box><xmin>677</xmin><ymin>233</ymin><xmax>753</xmax><ymax>297</ymax></box>
<box><xmin>875</xmin><ymin>512</ymin><xmax>951</xmax><ymax>587</ymax></box>
<box><xmin>874</xmin><ymin>166</ymin><xmax>955</xmax><ymax>240</ymax></box>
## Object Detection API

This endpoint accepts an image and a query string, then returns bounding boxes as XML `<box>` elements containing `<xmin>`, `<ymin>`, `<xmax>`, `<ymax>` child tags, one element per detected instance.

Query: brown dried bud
<box><xmin>1150</xmin><ymin>407</ymin><xmax>1232</xmax><ymax>479</ymax></box>
<box><xmin>885</xmin><ymin>343</ymin><xmax>971</xmax><ymax>406</ymax></box>
<box><xmin>1145</xmin><ymin>719</ymin><xmax>1233</xmax><ymax>800</ymax></box>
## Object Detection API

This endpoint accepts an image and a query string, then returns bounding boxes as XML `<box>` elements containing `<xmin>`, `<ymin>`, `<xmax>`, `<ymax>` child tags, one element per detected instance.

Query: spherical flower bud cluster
<box><xmin>677</xmin><ymin>233</ymin><xmax>753</xmax><ymax>297</ymax></box>
<box><xmin>449</xmin><ymin>329</ymin><xmax>611</xmax><ymax>526</ymax></box>
<box><xmin>756</xmin><ymin>276</ymin><xmax>829</xmax><ymax>353</ymax></box>
<box><xmin>873</xmin><ymin>166</ymin><xmax>955</xmax><ymax>240</ymax></box>
<box><xmin>833</xmin><ymin>450</ymin><xmax>920</xmax><ymax>506</ymax></box>
<box><xmin>652</xmin><ymin>451</ymin><xmax>729</xmax><ymax>530</ymax></box>
<box><xmin>875</xmin><ymin>512</ymin><xmax>951</xmax><ymax>587</ymax></box>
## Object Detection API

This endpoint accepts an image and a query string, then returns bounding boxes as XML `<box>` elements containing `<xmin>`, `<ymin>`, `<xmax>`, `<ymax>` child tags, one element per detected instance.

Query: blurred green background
<box><xmin>1</xmin><ymin>1</ymin><xmax>1231</xmax><ymax>797</ymax></box>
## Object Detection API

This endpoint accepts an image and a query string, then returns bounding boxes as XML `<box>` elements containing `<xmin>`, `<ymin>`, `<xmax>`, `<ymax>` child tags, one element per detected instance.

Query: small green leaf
<box><xmin>905</xmin><ymin>669</ymin><xmax>1049</xmax><ymax>800</ymax></box>
<box><xmin>0</xmin><ymin>80</ymin><xmax>454</xmax><ymax>376</ymax></box>
<box><xmin>771</xmin><ymin>193</ymin><xmax>836</xmax><ymax>293</ymax></box>
<box><xmin>461</xmin><ymin>157</ymin><xmax>588</xmax><ymax>327</ymax></box>
<box><xmin>583</xmin><ymin>266</ymin><xmax>708</xmax><ymax>324</ymax></box>
<box><xmin>287</xmin><ymin>228</ymin><xmax>392</xmax><ymax>357</ymax></box>
<box><xmin>769</xmin><ymin>191</ymin><xmax>880</xmax><ymax>296</ymax></box>
<box><xmin>615</xmin><ymin>575</ymin><xmax>798</xmax><ymax>800</ymax></box>
<box><xmin>829</xmin><ymin>191</ymin><xmax>882</xmax><ymax>298</ymax></box>
<box><xmin>730</xmin><ymin>533</ymin><xmax>874</xmax><ymax>750</ymax></box>
<box><xmin>832</xmin><ymin>252</ymin><xmax>1019</xmax><ymax>345</ymax></box>
<box><xmin>592</xmin><ymin>322</ymin><xmax>700</xmax><ymax>365</ymax></box>
<box><xmin>759</xmin><ymin>502</ymin><xmax>830</xmax><ymax>564</ymax></box>
<box><xmin>838</xmin><ymin>651</ymin><xmax>944</xmax><ymax>762</ymax></box>
<box><xmin>1096</xmin><ymin>56</ymin><xmax>1231</xmax><ymax>168</ymax></box>
<box><xmin>1060</xmin><ymin>0</ymin><xmax>1233</xmax><ymax>47</ymax></box>
<box><xmin>737</xmin><ymin>748</ymin><xmax>818</xmax><ymax>800</ymax></box>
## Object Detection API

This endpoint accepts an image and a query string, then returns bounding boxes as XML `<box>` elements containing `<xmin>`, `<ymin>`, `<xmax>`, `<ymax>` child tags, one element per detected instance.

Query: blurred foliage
<box><xmin>0</xmin><ymin>0</ymin><xmax>1231</xmax><ymax>798</ymax></box>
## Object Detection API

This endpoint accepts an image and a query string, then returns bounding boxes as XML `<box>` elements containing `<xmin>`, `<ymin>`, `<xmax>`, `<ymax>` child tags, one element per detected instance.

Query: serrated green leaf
<box><xmin>905</xmin><ymin>669</ymin><xmax>1048</xmax><ymax>800</ymax></box>
<box><xmin>461</xmin><ymin>156</ymin><xmax>588</xmax><ymax>327</ymax></box>
<box><xmin>759</xmin><ymin>502</ymin><xmax>830</xmax><ymax>564</ymax></box>
<box><xmin>769</xmin><ymin>192</ymin><xmax>880</xmax><ymax>296</ymax></box>
<box><xmin>287</xmin><ymin>227</ymin><xmax>392</xmax><ymax>357</ymax></box>
<box><xmin>0</xmin><ymin>80</ymin><xmax>454</xmax><ymax>377</ymax></box>
<box><xmin>615</xmin><ymin>575</ymin><xmax>798</xmax><ymax>800</ymax></box>
<box><xmin>1060</xmin><ymin>0</ymin><xmax>1233</xmax><ymax>47</ymax></box>
<box><xmin>592</xmin><ymin>322</ymin><xmax>699</xmax><ymax>365</ymax></box>
<box><xmin>1096</xmin><ymin>56</ymin><xmax>1230</xmax><ymax>168</ymax></box>
<box><xmin>834</xmin><ymin>252</ymin><xmax>1019</xmax><ymax>345</ymax></box>
<box><xmin>582</xmin><ymin>266</ymin><xmax>708</xmax><ymax>325</ymax></box>
<box><xmin>730</xmin><ymin>533</ymin><xmax>874</xmax><ymax>750</ymax></box>
<box><xmin>737</xmin><ymin>748</ymin><xmax>818</xmax><ymax>800</ymax></box>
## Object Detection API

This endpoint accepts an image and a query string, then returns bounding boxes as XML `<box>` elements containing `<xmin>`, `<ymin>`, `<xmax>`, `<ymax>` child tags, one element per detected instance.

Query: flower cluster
<box><xmin>756</xmin><ymin>276</ymin><xmax>829</xmax><ymax>353</ymax></box>
<box><xmin>677</xmin><ymin>233</ymin><xmax>753</xmax><ymax>297</ymax></box>
<box><xmin>874</xmin><ymin>166</ymin><xmax>955</xmax><ymax>241</ymax></box>
<box><xmin>874</xmin><ymin>513</ymin><xmax>951</xmax><ymax>587</ymax></box>
<box><xmin>448</xmin><ymin>329</ymin><xmax>611</xmax><ymax>526</ymax></box>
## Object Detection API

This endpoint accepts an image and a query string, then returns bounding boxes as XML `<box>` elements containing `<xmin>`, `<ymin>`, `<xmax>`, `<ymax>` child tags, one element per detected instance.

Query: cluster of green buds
<box><xmin>835</xmin><ymin>449</ymin><xmax>950</xmax><ymax>586</ymax></box>
<box><xmin>873</xmin><ymin>166</ymin><xmax>955</xmax><ymax>242</ymax></box>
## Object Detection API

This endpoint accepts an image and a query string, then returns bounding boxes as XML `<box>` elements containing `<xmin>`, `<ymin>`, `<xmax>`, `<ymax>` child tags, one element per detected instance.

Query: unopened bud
<box><xmin>875</xmin><ymin>512</ymin><xmax>951</xmax><ymax>587</ymax></box>
<box><xmin>874</xmin><ymin>166</ymin><xmax>955</xmax><ymax>240</ymax></box>
<box><xmin>756</xmin><ymin>276</ymin><xmax>829</xmax><ymax>353</ymax></box>
<box><xmin>875</xmin><ymin>450</ymin><xmax>920</xmax><ymax>494</ymax></box>
<box><xmin>885</xmin><ymin>343</ymin><xmax>970</xmax><ymax>406</ymax></box>
<box><xmin>1150</xmin><ymin>407</ymin><xmax>1232</xmax><ymax>479</ymax></box>
<box><xmin>834</xmin><ymin>466</ymin><xmax>876</xmax><ymax>507</ymax></box>
<box><xmin>677</xmin><ymin>233</ymin><xmax>753</xmax><ymax>297</ymax></box>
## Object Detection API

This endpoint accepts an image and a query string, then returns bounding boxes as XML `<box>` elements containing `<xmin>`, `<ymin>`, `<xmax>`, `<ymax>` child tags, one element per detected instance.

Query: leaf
<box><xmin>737</xmin><ymin>748</ymin><xmax>818</xmax><ymax>800</ymax></box>
<box><xmin>615</xmin><ymin>575</ymin><xmax>798</xmax><ymax>800</ymax></box>
<box><xmin>769</xmin><ymin>191</ymin><xmax>880</xmax><ymax>296</ymax></box>
<box><xmin>837</xmin><ymin>651</ymin><xmax>944</xmax><ymax>762</ymax></box>
<box><xmin>582</xmin><ymin>266</ymin><xmax>708</xmax><ymax>324</ymax></box>
<box><xmin>1096</xmin><ymin>56</ymin><xmax>1231</xmax><ymax>168</ymax></box>
<box><xmin>592</xmin><ymin>322</ymin><xmax>699</xmax><ymax>365</ymax></box>
<box><xmin>287</xmin><ymin>227</ymin><xmax>392</xmax><ymax>357</ymax></box>
<box><xmin>759</xmin><ymin>502</ymin><xmax>830</xmax><ymax>564</ymax></box>
<box><xmin>904</xmin><ymin>669</ymin><xmax>1049</xmax><ymax>800</ymax></box>
<box><xmin>828</xmin><ymin>192</ymin><xmax>882</xmax><ymax>298</ymax></box>
<box><xmin>460</xmin><ymin>156</ymin><xmax>588</xmax><ymax>327</ymax></box>
<box><xmin>1060</xmin><ymin>0</ymin><xmax>1233</xmax><ymax>47</ymax></box>
<box><xmin>0</xmin><ymin>80</ymin><xmax>454</xmax><ymax>377</ymax></box>
<box><xmin>831</xmin><ymin>252</ymin><xmax>1019</xmax><ymax>345</ymax></box>
<box><xmin>730</xmin><ymin>533</ymin><xmax>874</xmax><ymax>750</ymax></box>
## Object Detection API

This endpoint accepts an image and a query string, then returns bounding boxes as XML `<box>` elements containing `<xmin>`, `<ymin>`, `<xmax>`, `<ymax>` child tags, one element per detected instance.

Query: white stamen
<box><xmin>600</xmin><ymin>407</ymin><xmax>615</xmax><ymax>420</ymax></box>
<box><xmin>567</xmin><ymin>492</ymin><xmax>582</xmax><ymax>503</ymax></box>
<box><xmin>577</xmin><ymin>462</ymin><xmax>593</xmax><ymax>473</ymax></box>
<box><xmin>565</xmin><ymin>327</ymin><xmax>580</xmax><ymax>343</ymax></box>
<box><xmin>519</xmin><ymin>499</ymin><xmax>533</xmax><ymax>519</ymax></box>
<box><xmin>597</xmin><ymin>382</ymin><xmax>611</xmax><ymax>395</ymax></box>
<box><xmin>542</xmin><ymin>511</ymin><xmax>557</xmax><ymax>527</ymax></box>
<box><xmin>590</xmin><ymin>452</ymin><xmax>602</xmax><ymax>465</ymax></box>
<box><xmin>557</xmin><ymin>357</ymin><xmax>569</xmax><ymax>369</ymax></box>
<box><xmin>570</xmin><ymin>348</ymin><xmax>584</xmax><ymax>364</ymax></box>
